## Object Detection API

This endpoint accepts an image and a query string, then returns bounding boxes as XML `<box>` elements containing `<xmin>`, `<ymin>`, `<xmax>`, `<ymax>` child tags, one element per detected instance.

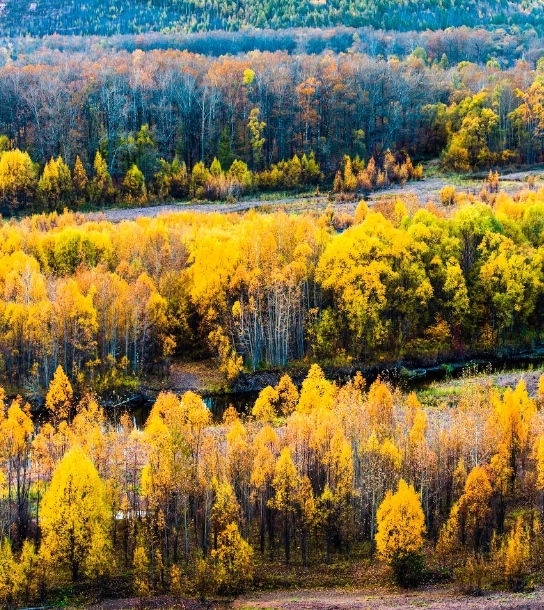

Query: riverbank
<box><xmin>144</xmin><ymin>345</ymin><xmax>544</xmax><ymax>398</ymax></box>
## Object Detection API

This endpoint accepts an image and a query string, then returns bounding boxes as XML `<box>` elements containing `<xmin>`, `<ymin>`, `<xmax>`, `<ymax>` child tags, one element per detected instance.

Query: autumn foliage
<box><xmin>0</xmin><ymin>364</ymin><xmax>537</xmax><ymax>602</ymax></box>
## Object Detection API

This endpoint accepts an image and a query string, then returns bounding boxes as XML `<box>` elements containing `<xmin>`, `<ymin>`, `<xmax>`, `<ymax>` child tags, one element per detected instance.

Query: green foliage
<box><xmin>391</xmin><ymin>551</ymin><xmax>426</xmax><ymax>588</ymax></box>
<box><xmin>0</xmin><ymin>0</ymin><xmax>538</xmax><ymax>36</ymax></box>
<box><xmin>123</xmin><ymin>164</ymin><xmax>146</xmax><ymax>202</ymax></box>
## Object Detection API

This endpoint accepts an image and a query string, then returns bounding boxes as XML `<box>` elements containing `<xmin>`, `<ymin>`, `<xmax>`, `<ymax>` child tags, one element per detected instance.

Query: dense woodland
<box><xmin>2</xmin><ymin>4</ymin><xmax>544</xmax><ymax>601</ymax></box>
<box><xmin>0</xmin><ymin>0</ymin><xmax>541</xmax><ymax>37</ymax></box>
<box><xmin>2</xmin><ymin>37</ymin><xmax>544</xmax><ymax>210</ymax></box>
<box><xmin>0</xmin><ymin>185</ymin><xmax>540</xmax><ymax>390</ymax></box>
<box><xmin>5</xmin><ymin>26</ymin><xmax>544</xmax><ymax>63</ymax></box>
<box><xmin>0</xmin><ymin>365</ymin><xmax>543</xmax><ymax>601</ymax></box>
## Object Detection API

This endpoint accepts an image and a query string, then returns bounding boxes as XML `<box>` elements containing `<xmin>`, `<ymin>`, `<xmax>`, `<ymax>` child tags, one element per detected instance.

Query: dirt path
<box><xmin>87</xmin><ymin>196</ymin><xmax>327</xmax><ymax>222</ymax></box>
<box><xmin>235</xmin><ymin>587</ymin><xmax>544</xmax><ymax>610</ymax></box>
<box><xmin>85</xmin><ymin>168</ymin><xmax>544</xmax><ymax>222</ymax></box>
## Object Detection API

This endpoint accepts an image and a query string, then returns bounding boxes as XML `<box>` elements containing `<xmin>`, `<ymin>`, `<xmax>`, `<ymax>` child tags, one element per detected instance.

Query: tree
<box><xmin>90</xmin><ymin>151</ymin><xmax>113</xmax><ymax>204</ymax></box>
<box><xmin>375</xmin><ymin>479</ymin><xmax>426</xmax><ymax>586</ymax></box>
<box><xmin>457</xmin><ymin>466</ymin><xmax>492</xmax><ymax>552</ymax></box>
<box><xmin>211</xmin><ymin>478</ymin><xmax>240</xmax><ymax>547</ymax></box>
<box><xmin>209</xmin><ymin>522</ymin><xmax>254</xmax><ymax>594</ymax></box>
<box><xmin>276</xmin><ymin>374</ymin><xmax>299</xmax><ymax>416</ymax></box>
<box><xmin>270</xmin><ymin>447</ymin><xmax>299</xmax><ymax>563</ymax></box>
<box><xmin>40</xmin><ymin>446</ymin><xmax>111</xmax><ymax>581</ymax></box>
<box><xmin>0</xmin><ymin>149</ymin><xmax>37</xmax><ymax>212</ymax></box>
<box><xmin>252</xmin><ymin>386</ymin><xmax>279</xmax><ymax>422</ymax></box>
<box><xmin>133</xmin><ymin>542</ymin><xmax>151</xmax><ymax>598</ymax></box>
<box><xmin>123</xmin><ymin>164</ymin><xmax>146</xmax><ymax>202</ymax></box>
<box><xmin>248</xmin><ymin>108</ymin><xmax>266</xmax><ymax>170</ymax></box>
<box><xmin>500</xmin><ymin>518</ymin><xmax>531</xmax><ymax>591</ymax></box>
<box><xmin>37</xmin><ymin>157</ymin><xmax>72</xmax><ymax>210</ymax></box>
<box><xmin>45</xmin><ymin>366</ymin><xmax>73</xmax><ymax>421</ymax></box>
<box><xmin>297</xmin><ymin>364</ymin><xmax>334</xmax><ymax>414</ymax></box>
<box><xmin>489</xmin><ymin>380</ymin><xmax>536</xmax><ymax>487</ymax></box>
<box><xmin>72</xmin><ymin>156</ymin><xmax>88</xmax><ymax>206</ymax></box>
<box><xmin>342</xmin><ymin>156</ymin><xmax>357</xmax><ymax>192</ymax></box>
<box><xmin>218</xmin><ymin>126</ymin><xmax>233</xmax><ymax>170</ymax></box>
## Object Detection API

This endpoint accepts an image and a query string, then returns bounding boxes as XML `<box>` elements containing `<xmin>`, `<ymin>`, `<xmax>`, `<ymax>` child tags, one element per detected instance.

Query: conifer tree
<box><xmin>45</xmin><ymin>366</ymin><xmax>73</xmax><ymax>421</ymax></box>
<box><xmin>40</xmin><ymin>446</ymin><xmax>111</xmax><ymax>581</ymax></box>
<box><xmin>72</xmin><ymin>156</ymin><xmax>88</xmax><ymax>206</ymax></box>
<box><xmin>375</xmin><ymin>479</ymin><xmax>426</xmax><ymax>586</ymax></box>
<box><xmin>90</xmin><ymin>151</ymin><xmax>113</xmax><ymax>204</ymax></box>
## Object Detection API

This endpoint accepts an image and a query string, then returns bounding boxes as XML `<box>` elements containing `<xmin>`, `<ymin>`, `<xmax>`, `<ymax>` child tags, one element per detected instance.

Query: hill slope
<box><xmin>0</xmin><ymin>0</ymin><xmax>542</xmax><ymax>37</ymax></box>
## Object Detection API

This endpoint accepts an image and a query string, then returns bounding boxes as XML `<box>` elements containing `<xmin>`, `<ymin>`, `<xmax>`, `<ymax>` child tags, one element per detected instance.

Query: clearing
<box><xmin>86</xmin><ymin>168</ymin><xmax>544</xmax><ymax>222</ymax></box>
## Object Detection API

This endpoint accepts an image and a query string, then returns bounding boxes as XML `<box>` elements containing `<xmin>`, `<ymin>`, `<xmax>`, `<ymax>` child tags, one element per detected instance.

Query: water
<box><xmin>107</xmin><ymin>353</ymin><xmax>544</xmax><ymax>429</ymax></box>
<box><xmin>110</xmin><ymin>391</ymin><xmax>259</xmax><ymax>428</ymax></box>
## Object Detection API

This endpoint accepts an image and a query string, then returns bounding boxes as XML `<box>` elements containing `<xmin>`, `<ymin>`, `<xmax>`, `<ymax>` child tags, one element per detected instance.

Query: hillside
<box><xmin>0</xmin><ymin>0</ymin><xmax>542</xmax><ymax>37</ymax></box>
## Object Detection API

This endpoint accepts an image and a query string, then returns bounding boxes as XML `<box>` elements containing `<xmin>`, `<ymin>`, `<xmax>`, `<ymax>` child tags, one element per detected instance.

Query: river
<box><xmin>113</xmin><ymin>352</ymin><xmax>544</xmax><ymax>429</ymax></box>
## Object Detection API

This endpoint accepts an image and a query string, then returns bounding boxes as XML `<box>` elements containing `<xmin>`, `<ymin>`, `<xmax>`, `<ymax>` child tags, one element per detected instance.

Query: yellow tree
<box><xmin>270</xmin><ymin>447</ymin><xmax>299</xmax><ymax>563</ymax></box>
<box><xmin>211</xmin><ymin>478</ymin><xmax>241</xmax><ymax>548</ymax></box>
<box><xmin>40</xmin><ymin>446</ymin><xmax>111</xmax><ymax>581</ymax></box>
<box><xmin>210</xmin><ymin>522</ymin><xmax>254</xmax><ymax>594</ymax></box>
<box><xmin>458</xmin><ymin>465</ymin><xmax>492</xmax><ymax>552</ymax></box>
<box><xmin>489</xmin><ymin>380</ymin><xmax>536</xmax><ymax>487</ymax></box>
<box><xmin>252</xmin><ymin>386</ymin><xmax>279</xmax><ymax>422</ymax></box>
<box><xmin>0</xmin><ymin>398</ymin><xmax>33</xmax><ymax>541</ymax></box>
<box><xmin>321</xmin><ymin>430</ymin><xmax>354</xmax><ymax>563</ymax></box>
<box><xmin>133</xmin><ymin>541</ymin><xmax>151</xmax><ymax>598</ymax></box>
<box><xmin>72</xmin><ymin>156</ymin><xmax>88</xmax><ymax>206</ymax></box>
<box><xmin>297</xmin><ymin>364</ymin><xmax>334</xmax><ymax>414</ymax></box>
<box><xmin>0</xmin><ymin>149</ymin><xmax>37</xmax><ymax>212</ymax></box>
<box><xmin>251</xmin><ymin>425</ymin><xmax>279</xmax><ymax>554</ymax></box>
<box><xmin>142</xmin><ymin>392</ymin><xmax>193</xmax><ymax>564</ymax></box>
<box><xmin>501</xmin><ymin>518</ymin><xmax>531</xmax><ymax>591</ymax></box>
<box><xmin>375</xmin><ymin>479</ymin><xmax>426</xmax><ymax>586</ymax></box>
<box><xmin>45</xmin><ymin>365</ymin><xmax>73</xmax><ymax>421</ymax></box>
<box><xmin>276</xmin><ymin>374</ymin><xmax>299</xmax><ymax>416</ymax></box>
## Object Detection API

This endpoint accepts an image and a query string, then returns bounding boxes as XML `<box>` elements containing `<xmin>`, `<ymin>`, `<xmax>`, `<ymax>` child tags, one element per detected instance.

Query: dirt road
<box><xmin>86</xmin><ymin>168</ymin><xmax>544</xmax><ymax>222</ymax></box>
<box><xmin>235</xmin><ymin>587</ymin><xmax>544</xmax><ymax>610</ymax></box>
<box><xmin>87</xmin><ymin>196</ymin><xmax>327</xmax><ymax>222</ymax></box>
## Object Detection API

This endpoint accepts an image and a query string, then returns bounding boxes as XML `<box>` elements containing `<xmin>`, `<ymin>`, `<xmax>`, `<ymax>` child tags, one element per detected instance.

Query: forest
<box><xmin>0</xmin><ymin>363</ymin><xmax>542</xmax><ymax>602</ymax></box>
<box><xmin>2</xmin><ymin>0</ymin><xmax>544</xmax><ymax>603</ymax></box>
<box><xmin>0</xmin><ymin>184</ymin><xmax>539</xmax><ymax>392</ymax></box>
<box><xmin>0</xmin><ymin>0</ymin><xmax>541</xmax><ymax>37</ymax></box>
<box><xmin>2</xmin><ymin>34</ymin><xmax>544</xmax><ymax>211</ymax></box>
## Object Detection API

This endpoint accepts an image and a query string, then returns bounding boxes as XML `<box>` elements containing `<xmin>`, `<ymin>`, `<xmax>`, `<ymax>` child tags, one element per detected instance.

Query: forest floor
<box><xmin>87</xmin><ymin>167</ymin><xmax>544</xmax><ymax>222</ymax></box>
<box><xmin>145</xmin><ymin>360</ymin><xmax>228</xmax><ymax>395</ymax></box>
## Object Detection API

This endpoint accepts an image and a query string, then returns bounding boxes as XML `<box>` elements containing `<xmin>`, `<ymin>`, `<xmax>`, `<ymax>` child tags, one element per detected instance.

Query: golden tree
<box><xmin>458</xmin><ymin>465</ymin><xmax>492</xmax><ymax>552</ymax></box>
<box><xmin>210</xmin><ymin>522</ymin><xmax>254</xmax><ymax>594</ymax></box>
<box><xmin>270</xmin><ymin>447</ymin><xmax>299</xmax><ymax>563</ymax></box>
<box><xmin>40</xmin><ymin>446</ymin><xmax>111</xmax><ymax>581</ymax></box>
<box><xmin>375</xmin><ymin>479</ymin><xmax>426</xmax><ymax>586</ymax></box>
<box><xmin>133</xmin><ymin>542</ymin><xmax>151</xmax><ymax>598</ymax></box>
<box><xmin>45</xmin><ymin>366</ymin><xmax>73</xmax><ymax>421</ymax></box>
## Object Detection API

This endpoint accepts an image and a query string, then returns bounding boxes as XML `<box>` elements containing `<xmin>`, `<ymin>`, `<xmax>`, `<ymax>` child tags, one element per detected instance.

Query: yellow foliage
<box><xmin>375</xmin><ymin>479</ymin><xmax>426</xmax><ymax>564</ymax></box>
<box><xmin>252</xmin><ymin>385</ymin><xmax>279</xmax><ymax>422</ymax></box>
<box><xmin>297</xmin><ymin>364</ymin><xmax>334</xmax><ymax>414</ymax></box>
<box><xmin>210</xmin><ymin>522</ymin><xmax>254</xmax><ymax>594</ymax></box>
<box><xmin>40</xmin><ymin>446</ymin><xmax>111</xmax><ymax>581</ymax></box>
<box><xmin>133</xmin><ymin>543</ymin><xmax>151</xmax><ymax>598</ymax></box>
<box><xmin>45</xmin><ymin>366</ymin><xmax>73</xmax><ymax>421</ymax></box>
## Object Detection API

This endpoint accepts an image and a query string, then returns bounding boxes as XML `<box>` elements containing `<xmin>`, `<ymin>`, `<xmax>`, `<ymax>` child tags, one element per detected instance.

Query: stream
<box><xmin>114</xmin><ymin>351</ymin><xmax>544</xmax><ymax>429</ymax></box>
